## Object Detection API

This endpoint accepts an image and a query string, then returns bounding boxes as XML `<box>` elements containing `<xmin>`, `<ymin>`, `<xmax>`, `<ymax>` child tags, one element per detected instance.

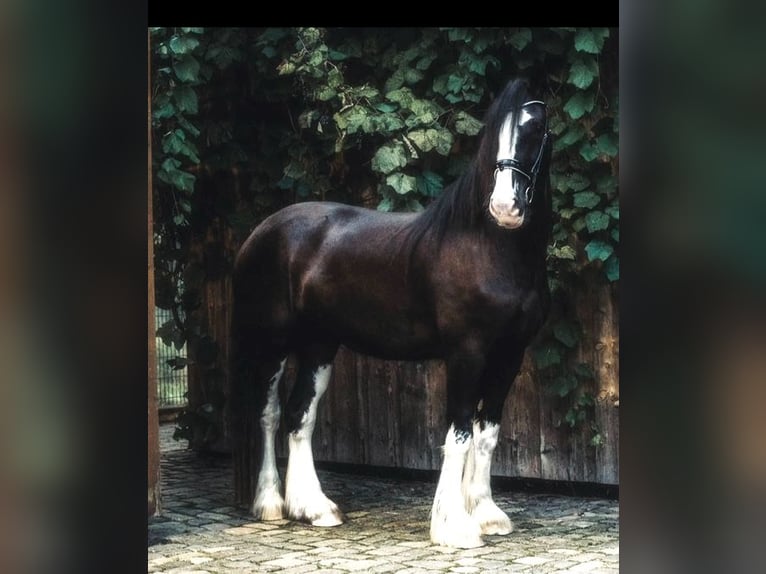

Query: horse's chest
<box><xmin>503</xmin><ymin>289</ymin><xmax>547</xmax><ymax>340</ymax></box>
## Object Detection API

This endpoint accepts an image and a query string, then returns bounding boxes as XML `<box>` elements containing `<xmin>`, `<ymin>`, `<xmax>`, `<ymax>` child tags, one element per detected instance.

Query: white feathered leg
<box><xmin>252</xmin><ymin>359</ymin><xmax>287</xmax><ymax>521</ymax></box>
<box><xmin>284</xmin><ymin>364</ymin><xmax>344</xmax><ymax>527</ymax></box>
<box><xmin>462</xmin><ymin>421</ymin><xmax>512</xmax><ymax>535</ymax></box>
<box><xmin>430</xmin><ymin>425</ymin><xmax>484</xmax><ymax>548</ymax></box>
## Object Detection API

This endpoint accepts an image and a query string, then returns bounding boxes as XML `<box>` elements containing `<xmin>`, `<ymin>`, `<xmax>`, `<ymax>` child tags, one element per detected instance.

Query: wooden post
<box><xmin>147</xmin><ymin>32</ymin><xmax>161</xmax><ymax>516</ymax></box>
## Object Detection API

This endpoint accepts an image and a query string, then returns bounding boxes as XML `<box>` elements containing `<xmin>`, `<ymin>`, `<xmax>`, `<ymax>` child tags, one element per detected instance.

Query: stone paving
<box><xmin>149</xmin><ymin>424</ymin><xmax>618</xmax><ymax>573</ymax></box>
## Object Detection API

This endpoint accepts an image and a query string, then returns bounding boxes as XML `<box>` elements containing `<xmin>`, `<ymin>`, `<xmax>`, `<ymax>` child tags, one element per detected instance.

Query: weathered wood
<box><xmin>147</xmin><ymin>34</ymin><xmax>161</xmax><ymax>516</ymax></box>
<box><xmin>268</xmin><ymin>283</ymin><xmax>618</xmax><ymax>485</ymax></box>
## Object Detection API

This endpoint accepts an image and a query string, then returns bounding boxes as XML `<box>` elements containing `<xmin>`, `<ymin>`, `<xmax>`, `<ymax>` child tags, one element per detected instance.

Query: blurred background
<box><xmin>0</xmin><ymin>3</ymin><xmax>764</xmax><ymax>573</ymax></box>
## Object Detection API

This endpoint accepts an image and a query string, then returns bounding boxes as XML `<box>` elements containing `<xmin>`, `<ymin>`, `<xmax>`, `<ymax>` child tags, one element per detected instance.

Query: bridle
<box><xmin>494</xmin><ymin>100</ymin><xmax>550</xmax><ymax>205</ymax></box>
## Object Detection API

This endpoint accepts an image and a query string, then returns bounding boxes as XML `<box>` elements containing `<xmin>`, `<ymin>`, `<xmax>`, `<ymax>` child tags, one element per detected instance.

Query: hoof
<box><xmin>310</xmin><ymin>506</ymin><xmax>346</xmax><ymax>527</ymax></box>
<box><xmin>430</xmin><ymin>513</ymin><xmax>484</xmax><ymax>548</ymax></box>
<box><xmin>286</xmin><ymin>494</ymin><xmax>345</xmax><ymax>527</ymax></box>
<box><xmin>480</xmin><ymin>517</ymin><xmax>513</xmax><ymax>536</ymax></box>
<box><xmin>252</xmin><ymin>488</ymin><xmax>285</xmax><ymax>521</ymax></box>
<box><xmin>471</xmin><ymin>499</ymin><xmax>513</xmax><ymax>536</ymax></box>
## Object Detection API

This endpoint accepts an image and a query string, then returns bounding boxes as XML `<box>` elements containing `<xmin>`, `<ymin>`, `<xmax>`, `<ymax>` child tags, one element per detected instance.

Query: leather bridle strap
<box><xmin>494</xmin><ymin>100</ymin><xmax>550</xmax><ymax>204</ymax></box>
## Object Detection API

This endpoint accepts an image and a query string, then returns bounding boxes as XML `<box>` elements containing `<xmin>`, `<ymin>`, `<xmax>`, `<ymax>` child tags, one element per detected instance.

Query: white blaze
<box><xmin>490</xmin><ymin>108</ymin><xmax>535</xmax><ymax>229</ymax></box>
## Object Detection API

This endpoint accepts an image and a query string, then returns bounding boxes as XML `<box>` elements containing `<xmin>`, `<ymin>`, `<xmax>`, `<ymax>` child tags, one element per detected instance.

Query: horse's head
<box><xmin>485</xmin><ymin>84</ymin><xmax>551</xmax><ymax>230</ymax></box>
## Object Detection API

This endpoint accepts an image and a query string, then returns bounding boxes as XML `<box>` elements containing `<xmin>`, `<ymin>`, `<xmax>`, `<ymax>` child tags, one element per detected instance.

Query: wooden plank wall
<box><xmin>275</xmin><ymin>284</ymin><xmax>619</xmax><ymax>485</ymax></box>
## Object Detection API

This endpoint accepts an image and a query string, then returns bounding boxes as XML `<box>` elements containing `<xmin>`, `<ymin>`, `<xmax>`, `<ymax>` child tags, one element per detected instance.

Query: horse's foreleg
<box><xmin>430</xmin><ymin>352</ymin><xmax>484</xmax><ymax>548</ymax></box>
<box><xmin>284</xmin><ymin>344</ymin><xmax>344</xmax><ymax>527</ymax></box>
<box><xmin>462</xmin><ymin>353</ymin><xmax>524</xmax><ymax>536</ymax></box>
<box><xmin>462</xmin><ymin>420</ymin><xmax>512</xmax><ymax>535</ymax></box>
<box><xmin>252</xmin><ymin>356</ymin><xmax>288</xmax><ymax>521</ymax></box>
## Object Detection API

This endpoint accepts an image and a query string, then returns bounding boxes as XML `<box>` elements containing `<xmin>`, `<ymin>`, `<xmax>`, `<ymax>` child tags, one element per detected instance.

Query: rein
<box><xmin>494</xmin><ymin>100</ymin><xmax>550</xmax><ymax>204</ymax></box>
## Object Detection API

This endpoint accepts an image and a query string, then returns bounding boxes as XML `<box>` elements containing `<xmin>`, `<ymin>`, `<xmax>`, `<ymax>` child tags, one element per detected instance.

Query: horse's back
<box><xmin>233</xmin><ymin>202</ymin><xmax>440</xmax><ymax>356</ymax></box>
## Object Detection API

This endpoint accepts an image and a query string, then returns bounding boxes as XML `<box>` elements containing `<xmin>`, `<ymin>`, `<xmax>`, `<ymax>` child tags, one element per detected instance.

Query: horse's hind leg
<box><xmin>229</xmin><ymin>313</ymin><xmax>288</xmax><ymax>521</ymax></box>
<box><xmin>251</xmin><ymin>353</ymin><xmax>288</xmax><ymax>520</ymax></box>
<box><xmin>283</xmin><ymin>342</ymin><xmax>344</xmax><ymax>527</ymax></box>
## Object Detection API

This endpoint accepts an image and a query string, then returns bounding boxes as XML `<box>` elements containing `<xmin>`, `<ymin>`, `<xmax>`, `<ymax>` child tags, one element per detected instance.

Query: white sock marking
<box><xmin>463</xmin><ymin>421</ymin><xmax>512</xmax><ymax>535</ymax></box>
<box><xmin>284</xmin><ymin>364</ymin><xmax>343</xmax><ymax>526</ymax></box>
<box><xmin>430</xmin><ymin>425</ymin><xmax>484</xmax><ymax>548</ymax></box>
<box><xmin>252</xmin><ymin>359</ymin><xmax>286</xmax><ymax>520</ymax></box>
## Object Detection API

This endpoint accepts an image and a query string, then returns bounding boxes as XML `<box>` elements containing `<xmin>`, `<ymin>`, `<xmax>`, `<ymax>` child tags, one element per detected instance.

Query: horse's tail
<box><xmin>228</xmin><ymin>295</ymin><xmax>259</xmax><ymax>508</ymax></box>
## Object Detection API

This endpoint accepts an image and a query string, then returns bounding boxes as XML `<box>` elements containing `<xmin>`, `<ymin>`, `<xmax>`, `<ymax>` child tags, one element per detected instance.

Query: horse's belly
<box><xmin>299</xmin><ymin>284</ymin><xmax>439</xmax><ymax>360</ymax></box>
<box><xmin>333</xmin><ymin>316</ymin><xmax>440</xmax><ymax>361</ymax></box>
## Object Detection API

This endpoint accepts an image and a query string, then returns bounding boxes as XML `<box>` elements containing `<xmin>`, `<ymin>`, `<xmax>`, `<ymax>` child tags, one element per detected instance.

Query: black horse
<box><xmin>230</xmin><ymin>78</ymin><xmax>553</xmax><ymax>548</ymax></box>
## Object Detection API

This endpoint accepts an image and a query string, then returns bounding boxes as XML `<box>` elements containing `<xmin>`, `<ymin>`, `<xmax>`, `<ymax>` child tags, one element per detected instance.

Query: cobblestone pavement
<box><xmin>149</xmin><ymin>424</ymin><xmax>618</xmax><ymax>573</ymax></box>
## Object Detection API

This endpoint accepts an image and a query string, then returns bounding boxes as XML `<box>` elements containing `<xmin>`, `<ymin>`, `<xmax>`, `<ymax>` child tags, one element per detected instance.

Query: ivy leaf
<box><xmin>371</xmin><ymin>142</ymin><xmax>408</xmax><ymax>174</ymax></box>
<box><xmin>385</xmin><ymin>68</ymin><xmax>406</xmax><ymax>92</ymax></box>
<box><xmin>585</xmin><ymin>210</ymin><xmax>610</xmax><ymax>232</ymax></box>
<box><xmin>567</xmin><ymin>56</ymin><xmax>599</xmax><ymax>89</ymax></box>
<box><xmin>532</xmin><ymin>341</ymin><xmax>562</xmax><ymax>370</ymax></box>
<box><xmin>335</xmin><ymin>106</ymin><xmax>371</xmax><ymax>134</ymax></box>
<box><xmin>173</xmin><ymin>55</ymin><xmax>200</xmax><ymax>83</ymax></box>
<box><xmin>408</xmin><ymin>128</ymin><xmax>453</xmax><ymax>155</ymax></box>
<box><xmin>375</xmin><ymin>102</ymin><xmax>398</xmax><ymax>113</ymax></box>
<box><xmin>605</xmin><ymin>254</ymin><xmax>619</xmax><ymax>281</ymax></box>
<box><xmin>573</xmin><ymin>191</ymin><xmax>601</xmax><ymax>209</ymax></box>
<box><xmin>153</xmin><ymin>99</ymin><xmax>176</xmax><ymax>120</ymax></box>
<box><xmin>169</xmin><ymin>35</ymin><xmax>199</xmax><ymax>55</ymax></box>
<box><xmin>549</xmin><ymin>245</ymin><xmax>576</xmax><ymax>260</ymax></box>
<box><xmin>579</xmin><ymin>143</ymin><xmax>600</xmax><ymax>162</ymax></box>
<box><xmin>462</xmin><ymin>53</ymin><xmax>490</xmax><ymax>76</ymax></box>
<box><xmin>508</xmin><ymin>28</ymin><xmax>532</xmax><ymax>51</ymax></box>
<box><xmin>156</xmin><ymin>320</ymin><xmax>179</xmax><ymax>347</ymax></box>
<box><xmin>177</xmin><ymin>116</ymin><xmax>200</xmax><ymax>137</ymax></box>
<box><xmin>555</xmin><ymin>125</ymin><xmax>586</xmax><ymax>150</ymax></box>
<box><xmin>446</xmin><ymin>74</ymin><xmax>465</xmax><ymax>94</ymax></box>
<box><xmin>574</xmin><ymin>363</ymin><xmax>595</xmax><ymax>380</ymax></box>
<box><xmin>595</xmin><ymin>133</ymin><xmax>619</xmax><ymax>157</ymax></box>
<box><xmin>552</xmin><ymin>374</ymin><xmax>578</xmax><ymax>398</ymax></box>
<box><xmin>605</xmin><ymin>205</ymin><xmax>619</xmax><ymax>220</ymax></box>
<box><xmin>387</xmin><ymin>173</ymin><xmax>417</xmax><ymax>195</ymax></box>
<box><xmin>555</xmin><ymin>172</ymin><xmax>590</xmax><ymax>192</ymax></box>
<box><xmin>585</xmin><ymin>240</ymin><xmax>614</xmax><ymax>262</ymax></box>
<box><xmin>404</xmin><ymin>68</ymin><xmax>423</xmax><ymax>84</ymax></box>
<box><xmin>298</xmin><ymin>109</ymin><xmax>319</xmax><ymax>129</ymax></box>
<box><xmin>375</xmin><ymin>113</ymin><xmax>404</xmax><ymax>133</ymax></box>
<box><xmin>574</xmin><ymin>28</ymin><xmax>609</xmax><ymax>54</ymax></box>
<box><xmin>407</xmin><ymin>99</ymin><xmax>444</xmax><ymax>128</ymax></box>
<box><xmin>416</xmin><ymin>170</ymin><xmax>444</xmax><ymax>197</ymax></box>
<box><xmin>174</xmin><ymin>86</ymin><xmax>198</xmax><ymax>114</ymax></box>
<box><xmin>160</xmin><ymin>168</ymin><xmax>196</xmax><ymax>193</ymax></box>
<box><xmin>563</xmin><ymin>90</ymin><xmax>596</xmax><ymax>120</ymax></box>
<box><xmin>377</xmin><ymin>196</ymin><xmax>395</xmax><ymax>212</ymax></box>
<box><xmin>277</xmin><ymin>60</ymin><xmax>296</xmax><ymax>75</ymax></box>
<box><xmin>328</xmin><ymin>49</ymin><xmax>348</xmax><ymax>61</ymax></box>
<box><xmin>611</xmin><ymin>228</ymin><xmax>619</xmax><ymax>242</ymax></box>
<box><xmin>454</xmin><ymin>111</ymin><xmax>483</xmax><ymax>136</ymax></box>
<box><xmin>316</xmin><ymin>85</ymin><xmax>336</xmax><ymax>101</ymax></box>
<box><xmin>415</xmin><ymin>53</ymin><xmax>437</xmax><ymax>71</ymax></box>
<box><xmin>385</xmin><ymin>87</ymin><xmax>415</xmax><ymax>109</ymax></box>
<box><xmin>553</xmin><ymin>320</ymin><xmax>579</xmax><ymax>349</ymax></box>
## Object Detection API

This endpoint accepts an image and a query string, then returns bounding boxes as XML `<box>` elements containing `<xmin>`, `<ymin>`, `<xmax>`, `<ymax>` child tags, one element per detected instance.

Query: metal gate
<box><xmin>155</xmin><ymin>308</ymin><xmax>188</xmax><ymax>409</ymax></box>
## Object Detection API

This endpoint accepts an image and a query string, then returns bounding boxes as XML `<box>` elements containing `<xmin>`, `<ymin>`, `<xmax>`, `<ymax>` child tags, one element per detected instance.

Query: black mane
<box><xmin>402</xmin><ymin>79</ymin><xmax>531</xmax><ymax>253</ymax></box>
